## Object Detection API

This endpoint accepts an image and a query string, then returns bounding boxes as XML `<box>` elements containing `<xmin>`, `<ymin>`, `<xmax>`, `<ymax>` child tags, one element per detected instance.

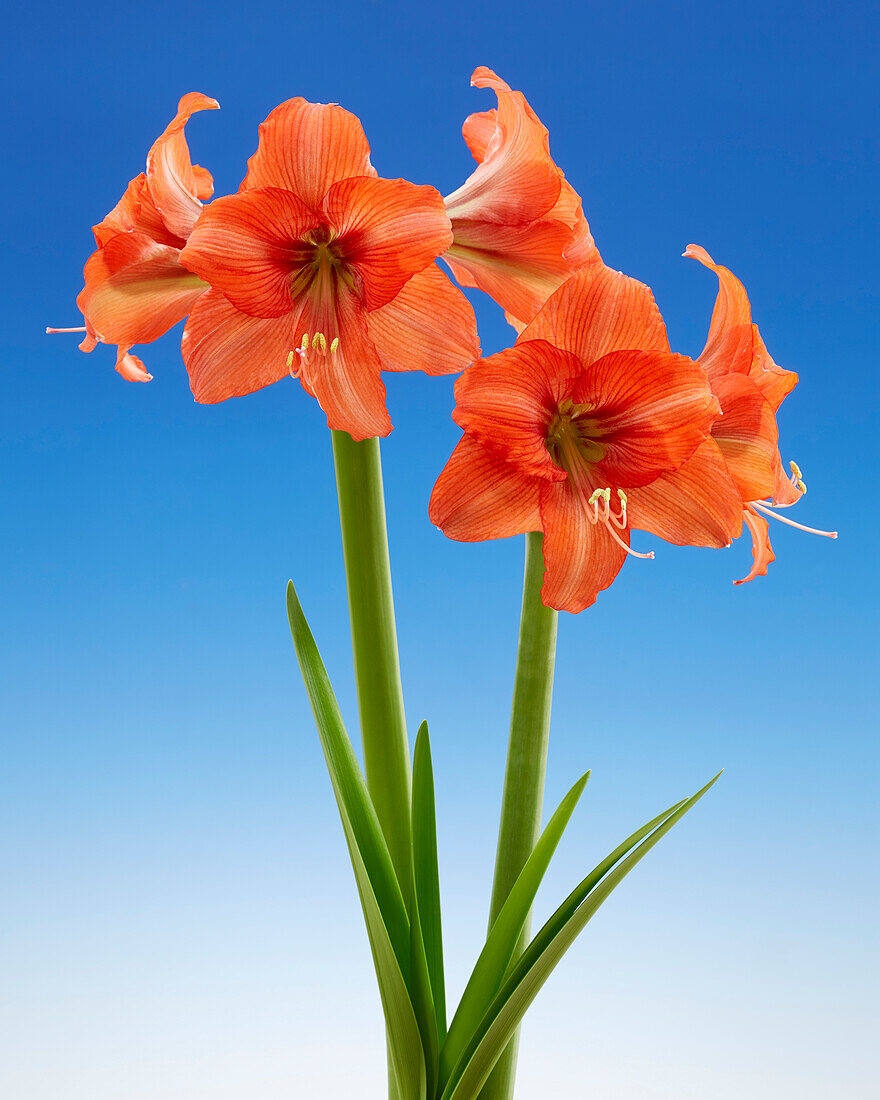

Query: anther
<box><xmin>330</xmin><ymin>337</ymin><xmax>339</xmax><ymax>354</ymax></box>
<box><xmin>312</xmin><ymin>333</ymin><xmax>327</xmax><ymax>352</ymax></box>
<box><xmin>300</xmin><ymin>333</ymin><xmax>309</xmax><ymax>350</ymax></box>
<box><xmin>790</xmin><ymin>460</ymin><xmax>803</xmax><ymax>480</ymax></box>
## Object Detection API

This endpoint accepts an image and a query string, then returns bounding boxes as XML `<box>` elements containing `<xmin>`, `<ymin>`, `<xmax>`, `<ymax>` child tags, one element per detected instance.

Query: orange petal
<box><xmin>93</xmin><ymin>174</ymin><xmax>148</xmax><ymax>244</ymax></box>
<box><xmin>443</xmin><ymin>217</ymin><xmax>577</xmax><ymax>327</ymax></box>
<box><xmin>324</xmin><ymin>176</ymin><xmax>453</xmax><ymax>310</ymax></box>
<box><xmin>77</xmin><ymin>232</ymin><xmax>208</xmax><ymax>347</ymax></box>
<box><xmin>286</xmin><ymin>282</ymin><xmax>391</xmax><ymax>440</ymax></box>
<box><xmin>191</xmin><ymin>164</ymin><xmax>215</xmax><ymax>202</ymax></box>
<box><xmin>445</xmin><ymin>67</ymin><xmax>561</xmax><ymax>226</ymax></box>
<box><xmin>241</xmin><ymin>98</ymin><xmax>376</xmax><ymax>207</ymax></box>
<box><xmin>181</xmin><ymin>289</ymin><xmax>293</xmax><ymax>403</ymax></box>
<box><xmin>115</xmin><ymin>347</ymin><xmax>152</xmax><ymax>383</ymax></box>
<box><xmin>710</xmin><ymin>373</ymin><xmax>778</xmax><ymax>502</ymax></box>
<box><xmin>626</xmin><ymin>439</ymin><xmax>743</xmax><ymax>548</ymax></box>
<box><xmin>684</xmin><ymin>244</ymin><xmax>755</xmax><ymax>382</ymax></box>
<box><xmin>734</xmin><ymin>505</ymin><xmax>776</xmax><ymax>585</ymax></box>
<box><xmin>571</xmin><ymin>349</ymin><xmax>721</xmax><ymax>487</ymax></box>
<box><xmin>93</xmin><ymin>174</ymin><xmax>182</xmax><ymax>249</ymax></box>
<box><xmin>538</xmin><ymin>478</ymin><xmax>628</xmax><ymax>613</ymax></box>
<box><xmin>429</xmin><ymin>434</ymin><xmax>542</xmax><ymax>541</ymax></box>
<box><xmin>146</xmin><ymin>92</ymin><xmax>219</xmax><ymax>241</ymax></box>
<box><xmin>178</xmin><ymin>188</ymin><xmax>317</xmax><ymax>317</ymax></box>
<box><xmin>365</xmin><ymin>264</ymin><xmax>479</xmax><ymax>376</ymax></box>
<box><xmin>520</xmin><ymin>262</ymin><xmax>670</xmax><ymax>363</ymax></box>
<box><xmin>749</xmin><ymin>323</ymin><xmax>798</xmax><ymax>411</ymax></box>
<box><xmin>461</xmin><ymin>108</ymin><xmax>497</xmax><ymax>163</ymax></box>
<box><xmin>452</xmin><ymin>340</ymin><xmax>580</xmax><ymax>480</ymax></box>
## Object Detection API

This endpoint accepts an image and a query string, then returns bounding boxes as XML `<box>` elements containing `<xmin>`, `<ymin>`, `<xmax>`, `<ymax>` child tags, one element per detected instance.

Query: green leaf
<box><xmin>287</xmin><ymin>581</ymin><xmax>425</xmax><ymax>1098</ymax></box>
<box><xmin>442</xmin><ymin>774</ymin><xmax>721</xmax><ymax>1100</ymax></box>
<box><xmin>412</xmin><ymin>722</ymin><xmax>447</xmax><ymax>1039</ymax></box>
<box><xmin>440</xmin><ymin>771</ymin><xmax>589</xmax><ymax>1090</ymax></box>
<box><xmin>410</xmin><ymin>722</ymin><xmax>445</xmax><ymax>1098</ymax></box>
<box><xmin>348</xmin><ymin>826</ymin><xmax>427</xmax><ymax>1100</ymax></box>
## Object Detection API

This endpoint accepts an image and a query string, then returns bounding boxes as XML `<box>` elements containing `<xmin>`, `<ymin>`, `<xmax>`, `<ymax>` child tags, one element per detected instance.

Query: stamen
<box><xmin>330</xmin><ymin>337</ymin><xmax>340</xmax><ymax>354</ymax></box>
<box><xmin>312</xmin><ymin>333</ymin><xmax>326</xmax><ymax>352</ymax></box>
<box><xmin>286</xmin><ymin>351</ymin><xmax>295</xmax><ymax>369</ymax></box>
<box><xmin>46</xmin><ymin>326</ymin><xmax>88</xmax><ymax>334</ymax></box>
<box><xmin>751</xmin><ymin>500</ymin><xmax>837</xmax><ymax>538</ymax></box>
<box><xmin>300</xmin><ymin>333</ymin><xmax>309</xmax><ymax>350</ymax></box>
<box><xmin>789</xmin><ymin>460</ymin><xmax>803</xmax><ymax>480</ymax></box>
<box><xmin>602</xmin><ymin>516</ymin><xmax>655</xmax><ymax>559</ymax></box>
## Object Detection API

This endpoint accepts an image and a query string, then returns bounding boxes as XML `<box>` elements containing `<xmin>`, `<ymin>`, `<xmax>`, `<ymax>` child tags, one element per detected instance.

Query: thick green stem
<box><xmin>479</xmin><ymin>531</ymin><xmax>558</xmax><ymax>1100</ymax></box>
<box><xmin>331</xmin><ymin>430</ymin><xmax>412</xmax><ymax>905</ymax></box>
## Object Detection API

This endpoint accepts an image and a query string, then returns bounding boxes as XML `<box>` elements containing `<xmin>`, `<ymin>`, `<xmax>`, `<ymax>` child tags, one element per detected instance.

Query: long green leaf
<box><xmin>442</xmin><ymin>774</ymin><xmax>720</xmax><ymax>1100</ymax></box>
<box><xmin>412</xmin><ymin>721</ymin><xmax>446</xmax><ymax>1033</ymax></box>
<box><xmin>348</xmin><ymin>826</ymin><xmax>427</xmax><ymax>1100</ymax></box>
<box><xmin>441</xmin><ymin>771</ymin><xmax>589</xmax><ymax>1088</ymax></box>
<box><xmin>287</xmin><ymin>580</ymin><xmax>424</xmax><ymax>1096</ymax></box>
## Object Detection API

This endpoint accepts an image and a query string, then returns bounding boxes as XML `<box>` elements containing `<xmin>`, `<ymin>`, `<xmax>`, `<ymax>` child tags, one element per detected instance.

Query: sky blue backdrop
<box><xmin>2</xmin><ymin>1</ymin><xmax>877</xmax><ymax>1097</ymax></box>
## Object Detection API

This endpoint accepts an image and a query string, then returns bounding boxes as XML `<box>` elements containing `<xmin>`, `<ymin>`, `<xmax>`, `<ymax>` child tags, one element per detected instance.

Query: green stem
<box><xmin>479</xmin><ymin>531</ymin><xmax>558</xmax><ymax>1100</ymax></box>
<box><xmin>331</xmin><ymin>429</ymin><xmax>412</xmax><ymax>905</ymax></box>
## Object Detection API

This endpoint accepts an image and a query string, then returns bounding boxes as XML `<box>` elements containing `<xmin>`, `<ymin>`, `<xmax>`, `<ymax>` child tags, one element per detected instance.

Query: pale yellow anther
<box><xmin>617</xmin><ymin>489</ymin><xmax>627</xmax><ymax>505</ymax></box>
<box><xmin>286</xmin><ymin>351</ymin><xmax>295</xmax><ymax>369</ymax></box>
<box><xmin>300</xmin><ymin>333</ymin><xmax>309</xmax><ymax>350</ymax></box>
<box><xmin>588</xmin><ymin>488</ymin><xmax>607</xmax><ymax>506</ymax></box>
<box><xmin>312</xmin><ymin>333</ymin><xmax>327</xmax><ymax>352</ymax></box>
<box><xmin>330</xmin><ymin>337</ymin><xmax>340</xmax><ymax>354</ymax></box>
<box><xmin>797</xmin><ymin>479</ymin><xmax>807</xmax><ymax>495</ymax></box>
<box><xmin>790</xmin><ymin>459</ymin><xmax>803</xmax><ymax>480</ymax></box>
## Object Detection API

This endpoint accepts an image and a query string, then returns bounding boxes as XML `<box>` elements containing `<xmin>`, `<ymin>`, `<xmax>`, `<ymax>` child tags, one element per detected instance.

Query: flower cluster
<box><xmin>51</xmin><ymin>68</ymin><xmax>834</xmax><ymax>608</ymax></box>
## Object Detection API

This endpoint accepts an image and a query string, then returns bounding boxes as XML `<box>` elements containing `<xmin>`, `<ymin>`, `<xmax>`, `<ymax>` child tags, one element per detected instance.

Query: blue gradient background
<box><xmin>2</xmin><ymin>1</ymin><xmax>877</xmax><ymax>1096</ymax></box>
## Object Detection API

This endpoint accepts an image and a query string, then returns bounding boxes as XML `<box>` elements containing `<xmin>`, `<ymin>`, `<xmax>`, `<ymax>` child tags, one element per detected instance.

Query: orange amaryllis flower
<box><xmin>430</xmin><ymin>262</ymin><xmax>735</xmax><ymax>612</ymax></box>
<box><xmin>685</xmin><ymin>245</ymin><xmax>837</xmax><ymax>584</ymax></box>
<box><xmin>177</xmin><ymin>98</ymin><xmax>480</xmax><ymax>441</ymax></box>
<box><xmin>47</xmin><ymin>94</ymin><xmax>218</xmax><ymax>381</ymax></box>
<box><xmin>442</xmin><ymin>68</ymin><xmax>600</xmax><ymax>331</ymax></box>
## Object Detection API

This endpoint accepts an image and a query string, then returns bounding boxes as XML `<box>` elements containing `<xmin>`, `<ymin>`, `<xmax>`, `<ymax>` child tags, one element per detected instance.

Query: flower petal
<box><xmin>365</xmin><ymin>264</ymin><xmax>479</xmax><ymax>376</ymax></box>
<box><xmin>181</xmin><ymin>288</ymin><xmax>294</xmax><ymax>403</ymax></box>
<box><xmin>734</xmin><ymin>505</ymin><xmax>776</xmax><ymax>585</ymax></box>
<box><xmin>146</xmin><ymin>92</ymin><xmax>219</xmax><ymax>240</ymax></box>
<box><xmin>241</xmin><ymin>98</ymin><xmax>376</xmax><ymax>207</ymax></box>
<box><xmin>461</xmin><ymin>108</ymin><xmax>497</xmax><ymax>163</ymax></box>
<box><xmin>684</xmin><ymin>244</ymin><xmax>755</xmax><ymax>381</ymax></box>
<box><xmin>93</xmin><ymin>174</ymin><xmax>182</xmax><ymax>249</ymax></box>
<box><xmin>452</xmin><ymin>340</ymin><xmax>580</xmax><ymax>480</ymax></box>
<box><xmin>570</xmin><ymin>349</ymin><xmax>721</xmax><ymax>487</ymax></box>
<box><xmin>429</xmin><ymin>434</ymin><xmax>542</xmax><ymax>541</ymax></box>
<box><xmin>115</xmin><ymin>347</ymin><xmax>152</xmax><ymax>383</ymax></box>
<box><xmin>178</xmin><ymin>188</ymin><xmax>317</xmax><ymax>317</ymax></box>
<box><xmin>77</xmin><ymin>232</ymin><xmax>207</xmax><ymax>347</ymax></box>
<box><xmin>539</xmin><ymin>478</ymin><xmax>628</xmax><ymax>613</ymax></box>
<box><xmin>444</xmin><ymin>67</ymin><xmax>561</xmax><ymax>226</ymax></box>
<box><xmin>443</xmin><ymin>217</ymin><xmax>578</xmax><ymax>327</ymax></box>
<box><xmin>520</xmin><ymin>262</ymin><xmax>670</xmax><ymax>363</ymax></box>
<box><xmin>750</xmin><ymin>323</ymin><xmax>798</xmax><ymax>411</ymax></box>
<box><xmin>324</xmin><ymin>176</ymin><xmax>453</xmax><ymax>310</ymax></box>
<box><xmin>625</xmin><ymin>439</ymin><xmax>743</xmax><ymax>548</ymax></box>
<box><xmin>710</xmin><ymin>373</ymin><xmax>778</xmax><ymax>502</ymax></box>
